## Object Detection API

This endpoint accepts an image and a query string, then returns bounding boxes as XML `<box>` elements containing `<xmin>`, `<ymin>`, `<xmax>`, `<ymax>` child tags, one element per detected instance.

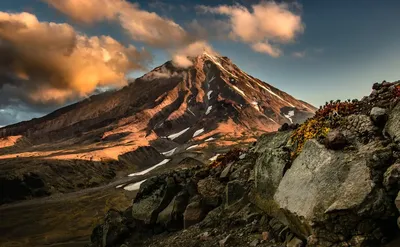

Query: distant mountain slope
<box><xmin>0</xmin><ymin>53</ymin><xmax>315</xmax><ymax>160</ymax></box>
<box><xmin>0</xmin><ymin>53</ymin><xmax>315</xmax><ymax>203</ymax></box>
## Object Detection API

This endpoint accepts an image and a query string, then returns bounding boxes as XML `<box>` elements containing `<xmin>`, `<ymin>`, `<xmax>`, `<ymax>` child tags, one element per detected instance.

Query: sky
<box><xmin>0</xmin><ymin>0</ymin><xmax>399</xmax><ymax>126</ymax></box>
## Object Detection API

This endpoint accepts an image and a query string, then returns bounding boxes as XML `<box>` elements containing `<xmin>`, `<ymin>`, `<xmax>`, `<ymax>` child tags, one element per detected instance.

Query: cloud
<box><xmin>292</xmin><ymin>51</ymin><xmax>306</xmax><ymax>58</ymax></box>
<box><xmin>197</xmin><ymin>1</ymin><xmax>304</xmax><ymax>57</ymax></box>
<box><xmin>0</xmin><ymin>11</ymin><xmax>152</xmax><ymax>105</ymax></box>
<box><xmin>44</xmin><ymin>0</ymin><xmax>192</xmax><ymax>48</ymax></box>
<box><xmin>171</xmin><ymin>41</ymin><xmax>217</xmax><ymax>68</ymax></box>
<box><xmin>251</xmin><ymin>42</ymin><xmax>282</xmax><ymax>57</ymax></box>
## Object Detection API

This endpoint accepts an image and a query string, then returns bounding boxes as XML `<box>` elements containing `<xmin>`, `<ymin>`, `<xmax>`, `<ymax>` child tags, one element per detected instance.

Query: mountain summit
<box><xmin>0</xmin><ymin>53</ymin><xmax>315</xmax><ymax>159</ymax></box>
<box><xmin>0</xmin><ymin>53</ymin><xmax>315</xmax><ymax>202</ymax></box>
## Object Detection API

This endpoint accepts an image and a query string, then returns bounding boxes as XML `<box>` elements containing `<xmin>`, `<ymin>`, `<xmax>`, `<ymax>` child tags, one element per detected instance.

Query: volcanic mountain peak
<box><xmin>0</xmin><ymin>54</ymin><xmax>315</xmax><ymax>164</ymax></box>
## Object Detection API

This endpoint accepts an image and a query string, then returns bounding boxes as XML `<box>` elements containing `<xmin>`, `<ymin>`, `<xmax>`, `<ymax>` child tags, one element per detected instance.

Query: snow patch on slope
<box><xmin>187</xmin><ymin>108</ymin><xmax>196</xmax><ymax>116</ymax></box>
<box><xmin>242</xmin><ymin>71</ymin><xmax>295</xmax><ymax>107</ymax></box>
<box><xmin>232</xmin><ymin>85</ymin><xmax>246</xmax><ymax>97</ymax></box>
<box><xmin>284</xmin><ymin>110</ymin><xmax>295</xmax><ymax>123</ymax></box>
<box><xmin>186</xmin><ymin>144</ymin><xmax>199</xmax><ymax>150</ymax></box>
<box><xmin>251</xmin><ymin>101</ymin><xmax>260</xmax><ymax>112</ymax></box>
<box><xmin>193</xmin><ymin>128</ymin><xmax>205</xmax><ymax>137</ymax></box>
<box><xmin>162</xmin><ymin>148</ymin><xmax>177</xmax><ymax>157</ymax></box>
<box><xmin>209</xmin><ymin>154</ymin><xmax>220</xmax><ymax>161</ymax></box>
<box><xmin>168</xmin><ymin>127</ymin><xmax>190</xmax><ymax>140</ymax></box>
<box><xmin>128</xmin><ymin>159</ymin><xmax>171</xmax><ymax>177</ymax></box>
<box><xmin>207</xmin><ymin>90</ymin><xmax>213</xmax><ymax>100</ymax></box>
<box><xmin>124</xmin><ymin>179</ymin><xmax>146</xmax><ymax>191</ymax></box>
<box><xmin>203</xmin><ymin>52</ymin><xmax>238</xmax><ymax>79</ymax></box>
<box><xmin>205</xmin><ymin>137</ymin><xmax>216</xmax><ymax>142</ymax></box>
<box><xmin>206</xmin><ymin>106</ymin><xmax>212</xmax><ymax>115</ymax></box>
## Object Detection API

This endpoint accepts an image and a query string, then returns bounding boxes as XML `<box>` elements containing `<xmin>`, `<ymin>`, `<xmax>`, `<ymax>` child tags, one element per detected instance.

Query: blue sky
<box><xmin>0</xmin><ymin>0</ymin><xmax>399</xmax><ymax>125</ymax></box>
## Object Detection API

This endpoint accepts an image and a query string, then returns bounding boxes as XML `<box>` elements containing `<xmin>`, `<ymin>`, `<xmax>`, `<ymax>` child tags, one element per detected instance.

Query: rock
<box><xmin>383</xmin><ymin>164</ymin><xmax>400</xmax><ymax>190</ymax></box>
<box><xmin>398</xmin><ymin>217</ymin><xmax>400</xmax><ymax>230</ymax></box>
<box><xmin>324</xmin><ymin>130</ymin><xmax>348</xmax><ymax>150</ymax></box>
<box><xmin>268</xmin><ymin>218</ymin><xmax>287</xmax><ymax>241</ymax></box>
<box><xmin>274</xmin><ymin>139</ymin><xmax>388</xmax><ymax>244</ymax></box>
<box><xmin>220</xmin><ymin>162</ymin><xmax>233</xmax><ymax>179</ymax></box>
<box><xmin>197</xmin><ymin>177</ymin><xmax>224</xmax><ymax>208</ymax></box>
<box><xmin>279</xmin><ymin>123</ymin><xmax>290</xmax><ymax>132</ymax></box>
<box><xmin>183</xmin><ymin>199</ymin><xmax>207</xmax><ymax>229</ymax></box>
<box><xmin>349</xmin><ymin>235</ymin><xmax>367</xmax><ymax>247</ymax></box>
<box><xmin>396</xmin><ymin>192</ymin><xmax>400</xmax><ymax>212</ymax></box>
<box><xmin>131</xmin><ymin>177</ymin><xmax>178</xmax><ymax>225</ymax></box>
<box><xmin>90</xmin><ymin>210</ymin><xmax>129</xmax><ymax>247</ymax></box>
<box><xmin>219</xmin><ymin>234</ymin><xmax>232</xmax><ymax>246</ymax></box>
<box><xmin>225</xmin><ymin>180</ymin><xmax>246</xmax><ymax>206</ymax></box>
<box><xmin>345</xmin><ymin>114</ymin><xmax>375</xmax><ymax>137</ymax></box>
<box><xmin>198</xmin><ymin>231</ymin><xmax>211</xmax><ymax>241</ymax></box>
<box><xmin>249</xmin><ymin>239</ymin><xmax>259</xmax><ymax>246</ymax></box>
<box><xmin>386</xmin><ymin>103</ymin><xmax>400</xmax><ymax>143</ymax></box>
<box><xmin>254</xmin><ymin>145</ymin><xmax>290</xmax><ymax>213</ymax></box>
<box><xmin>157</xmin><ymin>190</ymin><xmax>189</xmax><ymax>230</ymax></box>
<box><xmin>370</xmin><ymin>107</ymin><xmax>388</xmax><ymax>126</ymax></box>
<box><xmin>253</xmin><ymin>131</ymin><xmax>292</xmax><ymax>154</ymax></box>
<box><xmin>200</xmin><ymin>206</ymin><xmax>223</xmax><ymax>228</ymax></box>
<box><xmin>262</xmin><ymin>232</ymin><xmax>269</xmax><ymax>241</ymax></box>
<box><xmin>286</xmin><ymin>237</ymin><xmax>303</xmax><ymax>247</ymax></box>
<box><xmin>373</xmin><ymin>82</ymin><xmax>381</xmax><ymax>90</ymax></box>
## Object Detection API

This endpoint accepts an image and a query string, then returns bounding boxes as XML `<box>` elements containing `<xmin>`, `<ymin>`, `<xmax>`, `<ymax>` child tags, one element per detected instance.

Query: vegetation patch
<box><xmin>290</xmin><ymin>100</ymin><xmax>356</xmax><ymax>159</ymax></box>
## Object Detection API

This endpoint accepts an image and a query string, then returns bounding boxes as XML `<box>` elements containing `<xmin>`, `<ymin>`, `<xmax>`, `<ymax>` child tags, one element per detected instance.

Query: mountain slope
<box><xmin>0</xmin><ymin>53</ymin><xmax>315</xmax><ymax>159</ymax></box>
<box><xmin>0</xmin><ymin>53</ymin><xmax>316</xmax><ymax>203</ymax></box>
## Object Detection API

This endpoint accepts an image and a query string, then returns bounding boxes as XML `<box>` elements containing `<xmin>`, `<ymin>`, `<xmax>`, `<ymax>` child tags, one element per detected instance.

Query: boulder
<box><xmin>386</xmin><ymin>103</ymin><xmax>400</xmax><ymax>143</ymax></box>
<box><xmin>279</xmin><ymin>123</ymin><xmax>290</xmax><ymax>132</ymax></box>
<box><xmin>286</xmin><ymin>237</ymin><xmax>303</xmax><ymax>247</ymax></box>
<box><xmin>157</xmin><ymin>190</ymin><xmax>189</xmax><ymax>230</ymax></box>
<box><xmin>253</xmin><ymin>131</ymin><xmax>292</xmax><ymax>154</ymax></box>
<box><xmin>90</xmin><ymin>210</ymin><xmax>129</xmax><ymax>247</ymax></box>
<box><xmin>225</xmin><ymin>180</ymin><xmax>245</xmax><ymax>206</ymax></box>
<box><xmin>344</xmin><ymin>114</ymin><xmax>376</xmax><ymax>137</ymax></box>
<box><xmin>197</xmin><ymin>177</ymin><xmax>224</xmax><ymax>208</ymax></box>
<box><xmin>252</xmin><ymin>131</ymin><xmax>292</xmax><ymax>218</ymax></box>
<box><xmin>274</xmin><ymin>139</ymin><xmax>396</xmax><ymax>245</ymax></box>
<box><xmin>370</xmin><ymin>107</ymin><xmax>388</xmax><ymax>126</ymax></box>
<box><xmin>219</xmin><ymin>162</ymin><xmax>233</xmax><ymax>180</ymax></box>
<box><xmin>254</xmin><ymin>148</ymin><xmax>290</xmax><ymax>201</ymax></box>
<box><xmin>131</xmin><ymin>177</ymin><xmax>178</xmax><ymax>225</ymax></box>
<box><xmin>183</xmin><ymin>199</ymin><xmax>207</xmax><ymax>229</ymax></box>
<box><xmin>383</xmin><ymin>164</ymin><xmax>400</xmax><ymax>190</ymax></box>
<box><xmin>324</xmin><ymin>130</ymin><xmax>348</xmax><ymax>150</ymax></box>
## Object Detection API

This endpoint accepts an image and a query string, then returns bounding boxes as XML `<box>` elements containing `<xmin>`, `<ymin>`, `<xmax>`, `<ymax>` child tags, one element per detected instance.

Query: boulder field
<box><xmin>87</xmin><ymin>81</ymin><xmax>400</xmax><ymax>247</ymax></box>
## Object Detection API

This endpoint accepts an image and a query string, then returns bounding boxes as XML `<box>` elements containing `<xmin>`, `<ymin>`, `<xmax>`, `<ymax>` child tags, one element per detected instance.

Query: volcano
<box><xmin>0</xmin><ymin>53</ymin><xmax>316</xmax><ymax>203</ymax></box>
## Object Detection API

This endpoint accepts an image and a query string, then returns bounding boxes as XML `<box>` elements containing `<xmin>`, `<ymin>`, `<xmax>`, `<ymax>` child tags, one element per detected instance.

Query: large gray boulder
<box><xmin>386</xmin><ymin>102</ymin><xmax>400</xmax><ymax>143</ymax></box>
<box><xmin>273</xmin><ymin>139</ymin><xmax>395</xmax><ymax>246</ymax></box>
<box><xmin>275</xmin><ymin>140</ymin><xmax>373</xmax><ymax>218</ymax></box>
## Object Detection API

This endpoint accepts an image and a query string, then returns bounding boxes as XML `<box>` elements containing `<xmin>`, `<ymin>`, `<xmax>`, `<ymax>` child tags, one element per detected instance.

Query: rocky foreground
<box><xmin>87</xmin><ymin>81</ymin><xmax>400</xmax><ymax>247</ymax></box>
